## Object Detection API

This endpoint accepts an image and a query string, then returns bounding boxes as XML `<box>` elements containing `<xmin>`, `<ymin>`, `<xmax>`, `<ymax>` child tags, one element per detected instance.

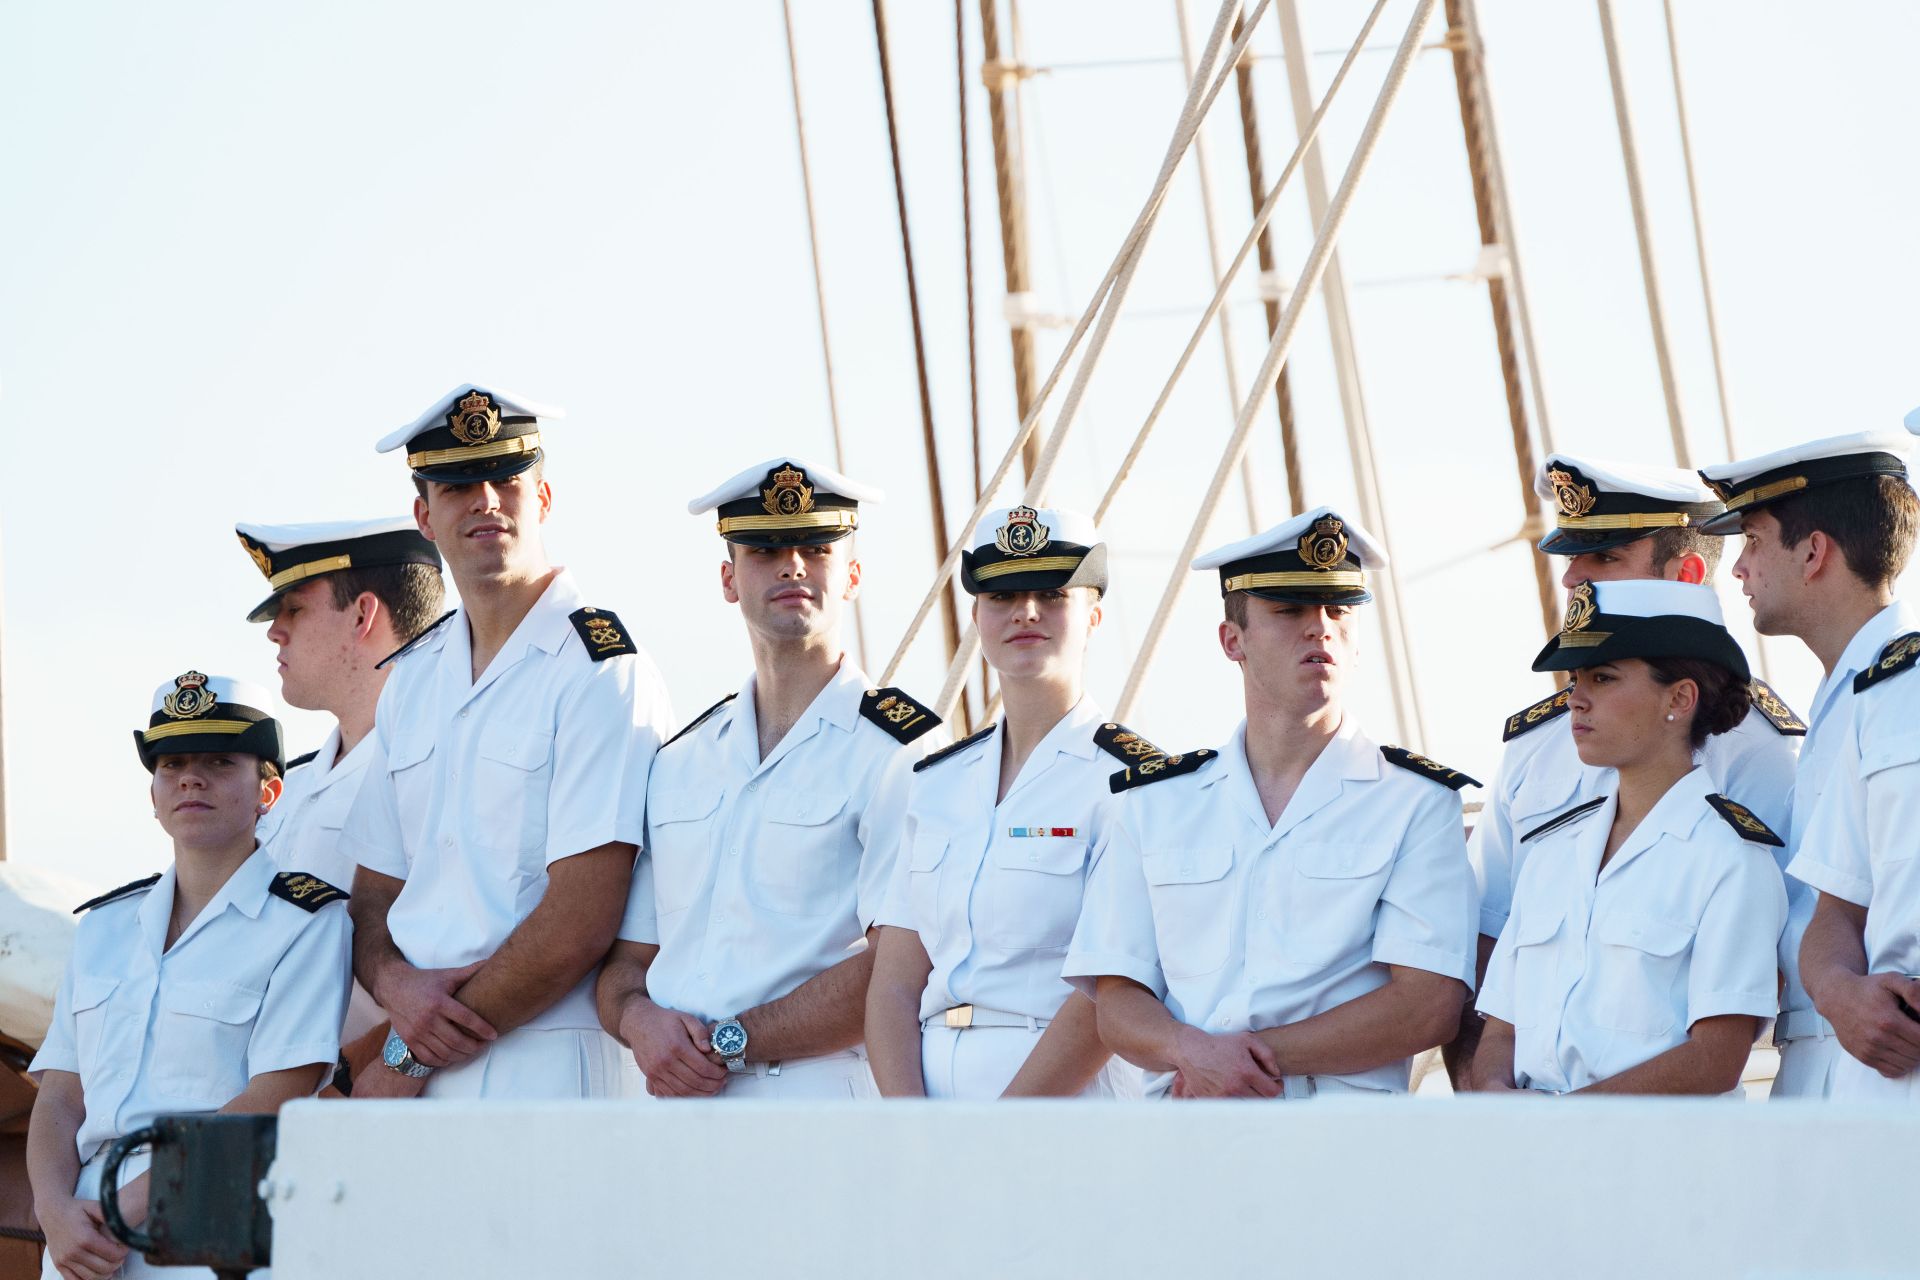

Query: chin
<box><xmin>1571</xmin><ymin>736</ymin><xmax>1619</xmax><ymax>769</ymax></box>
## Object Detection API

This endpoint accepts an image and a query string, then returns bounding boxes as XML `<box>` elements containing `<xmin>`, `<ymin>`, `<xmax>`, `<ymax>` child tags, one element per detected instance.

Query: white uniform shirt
<box><xmin>259</xmin><ymin>727</ymin><xmax>374</xmax><ymax>888</ymax></box>
<box><xmin>1063</xmin><ymin>718</ymin><xmax>1478</xmax><ymax>1094</ymax></box>
<box><xmin>1775</xmin><ymin>601</ymin><xmax>1919</xmax><ymax>1033</ymax></box>
<box><xmin>341</xmin><ymin>569</ymin><xmax>673</xmax><ymax>1032</ymax></box>
<box><xmin>29</xmin><ymin>848</ymin><xmax>352</xmax><ymax>1157</ymax></box>
<box><xmin>1477</xmin><ymin>768</ymin><xmax>1787</xmax><ymax>1093</ymax></box>
<box><xmin>877</xmin><ymin>697</ymin><xmax>1124</xmax><ymax>1024</ymax></box>
<box><xmin>618</xmin><ymin>662</ymin><xmax>922</xmax><ymax>1024</ymax></box>
<box><xmin>1471</xmin><ymin>704</ymin><xmax>1797</xmax><ymax>939</ymax></box>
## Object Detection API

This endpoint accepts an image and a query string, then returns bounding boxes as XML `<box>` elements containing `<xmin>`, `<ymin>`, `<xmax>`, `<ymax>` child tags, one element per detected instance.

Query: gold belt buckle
<box><xmin>944</xmin><ymin>1005</ymin><xmax>974</xmax><ymax>1030</ymax></box>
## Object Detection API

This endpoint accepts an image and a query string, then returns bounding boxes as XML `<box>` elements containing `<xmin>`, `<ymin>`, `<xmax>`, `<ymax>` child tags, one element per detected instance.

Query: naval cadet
<box><xmin>596</xmin><ymin>458</ymin><xmax>939</xmax><ymax>1099</ymax></box>
<box><xmin>1696</xmin><ymin>424</ymin><xmax>1919</xmax><ymax>1099</ymax></box>
<box><xmin>865</xmin><ymin>506</ymin><xmax>1145</xmax><ymax>1098</ymax></box>
<box><xmin>342</xmin><ymin>385</ymin><xmax>674</xmax><ymax>1100</ymax></box>
<box><xmin>235</xmin><ymin>515</ymin><xmax>446</xmax><ymax>1087</ymax></box>
<box><xmin>27</xmin><ymin>674</ymin><xmax>351</xmax><ymax>1280</ymax></box>
<box><xmin>1449</xmin><ymin>454</ymin><xmax>1801</xmax><ymax>1086</ymax></box>
<box><xmin>1063</xmin><ymin>508</ymin><xmax>1478</xmax><ymax>1099</ymax></box>
<box><xmin>1472</xmin><ymin>582</ymin><xmax>1788</xmax><ymax>1095</ymax></box>
<box><xmin>1787</xmin><ymin>412</ymin><xmax>1920</xmax><ymax>1101</ymax></box>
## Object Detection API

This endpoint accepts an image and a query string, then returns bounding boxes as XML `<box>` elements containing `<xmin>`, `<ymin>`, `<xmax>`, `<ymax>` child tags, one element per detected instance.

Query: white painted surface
<box><xmin>0</xmin><ymin>862</ymin><xmax>96</xmax><ymax>1048</ymax></box>
<box><xmin>269</xmin><ymin>1098</ymin><xmax>1918</xmax><ymax>1279</ymax></box>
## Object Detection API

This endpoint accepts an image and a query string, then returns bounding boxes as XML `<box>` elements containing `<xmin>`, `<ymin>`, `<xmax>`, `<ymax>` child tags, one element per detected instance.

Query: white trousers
<box><xmin>42</xmin><ymin>1149</ymin><xmax>229</xmax><ymax>1280</ymax></box>
<box><xmin>1830</xmin><ymin>1051</ymin><xmax>1920</xmax><ymax>1102</ymax></box>
<box><xmin>919</xmin><ymin>1024</ymin><xmax>1142</xmax><ymax>1100</ymax></box>
<box><xmin>1770</xmin><ymin>1034</ymin><xmax>1839</xmax><ymax>1099</ymax></box>
<box><xmin>635</xmin><ymin>1048</ymin><xmax>878</xmax><ymax>1100</ymax></box>
<box><xmin>424</xmin><ymin>1026</ymin><xmax>633</xmax><ymax>1100</ymax></box>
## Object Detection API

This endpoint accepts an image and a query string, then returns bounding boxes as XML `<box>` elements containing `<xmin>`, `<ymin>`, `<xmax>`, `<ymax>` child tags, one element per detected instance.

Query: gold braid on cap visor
<box><xmin>971</xmin><ymin>554</ymin><xmax>1086</xmax><ymax>581</ymax></box>
<box><xmin>1718</xmin><ymin>475</ymin><xmax>1809</xmax><ymax>512</ymax></box>
<box><xmin>142</xmin><ymin>719</ymin><xmax>257</xmax><ymax>742</ymax></box>
<box><xmin>715</xmin><ymin>510</ymin><xmax>858</xmax><ymax>536</ymax></box>
<box><xmin>1224</xmin><ymin>570</ymin><xmax>1366</xmax><ymax>592</ymax></box>
<box><xmin>407</xmin><ymin>434</ymin><xmax>541</xmax><ymax>471</ymax></box>
<box><xmin>267</xmin><ymin>554</ymin><xmax>353</xmax><ymax>591</ymax></box>
<box><xmin>1555</xmin><ymin>512</ymin><xmax>1693</xmax><ymax>531</ymax></box>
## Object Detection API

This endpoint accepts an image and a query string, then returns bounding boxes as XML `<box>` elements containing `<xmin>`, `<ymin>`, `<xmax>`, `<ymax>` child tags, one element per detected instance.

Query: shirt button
<box><xmin>459</xmin><ymin>709</ymin><xmax>469</xmax><ymax>719</ymax></box>
<box><xmin>747</xmin><ymin>782</ymin><xmax>759</xmax><ymax>792</ymax></box>
<box><xmin>442</xmin><ymin>836</ymin><xmax>453</xmax><ymax>848</ymax></box>
<box><xmin>1181</xmin><ymin>860</ymin><xmax>1193</xmax><ymax>874</ymax></box>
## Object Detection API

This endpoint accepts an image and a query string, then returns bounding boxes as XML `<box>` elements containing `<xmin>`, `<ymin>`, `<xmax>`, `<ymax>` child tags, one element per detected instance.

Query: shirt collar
<box><xmin>1599</xmin><ymin>766</ymin><xmax>1715</xmax><ymax>879</ymax></box>
<box><xmin>156</xmin><ymin>846</ymin><xmax>278</xmax><ymax>954</ymax></box>
<box><xmin>1813</xmin><ymin>599</ymin><xmax>1919</xmax><ymax>722</ymax></box>
<box><xmin>521</xmin><ymin>568</ymin><xmax>586</xmax><ymax>656</ymax></box>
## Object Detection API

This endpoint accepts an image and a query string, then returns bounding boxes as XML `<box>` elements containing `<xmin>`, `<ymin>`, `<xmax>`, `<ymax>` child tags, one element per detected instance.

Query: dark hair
<box><xmin>1223</xmin><ymin>591</ymin><xmax>1249</xmax><ymax>628</ymax></box>
<box><xmin>1768</xmin><ymin>474</ymin><xmax>1918</xmax><ymax>590</ymax></box>
<box><xmin>1646</xmin><ymin>524</ymin><xmax>1723</xmax><ymax>576</ymax></box>
<box><xmin>1644</xmin><ymin>656</ymin><xmax>1749</xmax><ymax>749</ymax></box>
<box><xmin>326</xmin><ymin>563</ymin><xmax>447</xmax><ymax>644</ymax></box>
<box><xmin>257</xmin><ymin>758</ymin><xmax>282</xmax><ymax>783</ymax></box>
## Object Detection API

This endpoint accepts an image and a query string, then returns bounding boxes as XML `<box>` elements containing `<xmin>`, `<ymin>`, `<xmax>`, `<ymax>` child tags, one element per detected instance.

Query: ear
<box><xmin>843</xmin><ymin>554</ymin><xmax>862</xmax><ymax>603</ymax></box>
<box><xmin>719</xmin><ymin>557</ymin><xmax>741</xmax><ymax>605</ymax></box>
<box><xmin>1801</xmin><ymin>530</ymin><xmax>1836</xmax><ymax>582</ymax></box>
<box><xmin>1673</xmin><ymin>552</ymin><xmax>1708</xmax><ymax>586</ymax></box>
<box><xmin>1666</xmin><ymin>677</ymin><xmax>1700</xmax><ymax>720</ymax></box>
<box><xmin>1086</xmin><ymin>598</ymin><xmax>1104</xmax><ymax>632</ymax></box>
<box><xmin>534</xmin><ymin>477</ymin><xmax>554</xmax><ymax>524</ymax></box>
<box><xmin>1217</xmin><ymin>619</ymin><xmax>1246</xmax><ymax>665</ymax></box>
<box><xmin>413</xmin><ymin>494</ymin><xmax>435</xmax><ymax>541</ymax></box>
<box><xmin>258</xmin><ymin>774</ymin><xmax>285</xmax><ymax>813</ymax></box>
<box><xmin>350</xmin><ymin>591</ymin><xmax>383</xmax><ymax>644</ymax></box>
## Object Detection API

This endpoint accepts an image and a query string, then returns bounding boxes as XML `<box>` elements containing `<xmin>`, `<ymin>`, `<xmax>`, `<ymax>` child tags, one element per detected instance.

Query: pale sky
<box><xmin>3</xmin><ymin>1</ymin><xmax>1916</xmax><ymax>886</ymax></box>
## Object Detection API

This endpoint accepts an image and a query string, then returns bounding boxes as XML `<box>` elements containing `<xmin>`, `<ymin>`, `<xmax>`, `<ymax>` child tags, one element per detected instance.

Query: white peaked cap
<box><xmin>1697</xmin><ymin>428</ymin><xmax>1914</xmax><ymax>483</ymax></box>
<box><xmin>233</xmin><ymin>515</ymin><xmax>420</xmax><ymax>551</ymax></box>
<box><xmin>969</xmin><ymin>504</ymin><xmax>1098</xmax><ymax>550</ymax></box>
<box><xmin>1535</xmin><ymin>453</ymin><xmax>1714</xmax><ymax>503</ymax></box>
<box><xmin>1904</xmin><ymin>405</ymin><xmax>1920</xmax><ymax>435</ymax></box>
<box><xmin>375</xmin><ymin>384</ymin><xmax>566</xmax><ymax>454</ymax></box>
<box><xmin>1589</xmin><ymin>579</ymin><xmax>1726</xmax><ymax>625</ymax></box>
<box><xmin>147</xmin><ymin>672</ymin><xmax>274</xmax><ymax>718</ymax></box>
<box><xmin>1192</xmin><ymin>504</ymin><xmax>1388</xmax><ymax>571</ymax></box>
<box><xmin>687</xmin><ymin>457</ymin><xmax>885</xmax><ymax>514</ymax></box>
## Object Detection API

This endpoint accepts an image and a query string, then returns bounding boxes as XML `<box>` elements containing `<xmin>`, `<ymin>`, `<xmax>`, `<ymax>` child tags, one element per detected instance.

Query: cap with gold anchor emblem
<box><xmin>1193</xmin><ymin>505</ymin><xmax>1386</xmax><ymax>607</ymax></box>
<box><xmin>376</xmin><ymin>384</ymin><xmax>564</xmax><ymax>485</ymax></box>
<box><xmin>134</xmin><ymin>671</ymin><xmax>283</xmax><ymax>772</ymax></box>
<box><xmin>688</xmin><ymin>457</ymin><xmax>883</xmax><ymax>548</ymax></box>
<box><xmin>233</xmin><ymin>516</ymin><xmax>442</xmax><ymax>624</ymax></box>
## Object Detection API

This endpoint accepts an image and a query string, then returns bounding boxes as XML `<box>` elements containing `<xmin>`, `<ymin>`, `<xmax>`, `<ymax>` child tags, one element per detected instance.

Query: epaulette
<box><xmin>375</xmin><ymin>609</ymin><xmax>457</xmax><ymax>670</ymax></box>
<box><xmin>1109</xmin><ymin>749</ymin><xmax>1217</xmax><ymax>794</ymax></box>
<box><xmin>662</xmin><ymin>693</ymin><xmax>737</xmax><ymax>750</ymax></box>
<box><xmin>1705</xmin><ymin>794</ymin><xmax>1784</xmax><ymax>847</ymax></box>
<box><xmin>270</xmin><ymin>871</ymin><xmax>350</xmax><ymax>911</ymax></box>
<box><xmin>73</xmin><ymin>873</ymin><xmax>161</xmax><ymax>915</ymax></box>
<box><xmin>914</xmin><ymin>725</ymin><xmax>995</xmax><ymax>772</ymax></box>
<box><xmin>859</xmin><ymin>687</ymin><xmax>943</xmax><ymax>745</ymax></box>
<box><xmin>1502</xmin><ymin>687</ymin><xmax>1570</xmax><ymax>742</ymax></box>
<box><xmin>1747</xmin><ymin>679</ymin><xmax>1808</xmax><ymax>735</ymax></box>
<box><xmin>1520</xmin><ymin>797</ymin><xmax>1605</xmax><ymax>844</ymax></box>
<box><xmin>1093</xmin><ymin>722</ymin><xmax>1168</xmax><ymax>768</ymax></box>
<box><xmin>285</xmin><ymin>749</ymin><xmax>319</xmax><ymax>772</ymax></box>
<box><xmin>1854</xmin><ymin>632</ymin><xmax>1920</xmax><ymax>694</ymax></box>
<box><xmin>569</xmin><ymin>607</ymin><xmax>636</xmax><ymax>662</ymax></box>
<box><xmin>1381</xmin><ymin>746</ymin><xmax>1481</xmax><ymax>791</ymax></box>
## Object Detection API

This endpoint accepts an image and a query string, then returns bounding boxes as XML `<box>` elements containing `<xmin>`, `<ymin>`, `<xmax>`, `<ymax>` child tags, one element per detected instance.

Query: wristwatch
<box><xmin>382</xmin><ymin>1029</ymin><xmax>434</xmax><ymax>1079</ymax></box>
<box><xmin>711</xmin><ymin>1018</ymin><xmax>749</xmax><ymax>1073</ymax></box>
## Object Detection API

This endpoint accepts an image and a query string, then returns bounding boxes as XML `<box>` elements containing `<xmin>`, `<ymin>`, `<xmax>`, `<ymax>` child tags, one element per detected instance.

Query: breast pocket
<box><xmin>1501</xmin><ymin>906</ymin><xmax>1565</xmax><ymax>1030</ymax></box>
<box><xmin>1143</xmin><ymin>847</ymin><xmax>1233</xmax><ymax>979</ymax></box>
<box><xmin>1864</xmin><ymin>738</ymin><xmax>1920</xmax><ymax>867</ymax></box>
<box><xmin>1589</xmin><ymin>910</ymin><xmax>1695</xmax><ymax>1036</ymax></box>
<box><xmin>152</xmin><ymin>980</ymin><xmax>264</xmax><ymax>1104</ymax></box>
<box><xmin>473</xmin><ymin>724</ymin><xmax>555</xmax><ymax>855</ymax></box>
<box><xmin>646</xmin><ymin>787</ymin><xmax>724</xmax><ymax>915</ymax></box>
<box><xmin>1281</xmin><ymin>841</ymin><xmax>1395</xmax><ymax>968</ymax></box>
<box><xmin>68</xmin><ymin>975</ymin><xmax>119</xmax><ymax>1071</ymax></box>
<box><xmin>904</xmin><ymin>828</ymin><xmax>951</xmax><ymax>934</ymax></box>
<box><xmin>387</xmin><ymin>733</ymin><xmax>438</xmax><ymax>852</ymax></box>
<box><xmin>983</xmin><ymin>838</ymin><xmax>1088</xmax><ymax>950</ymax></box>
<box><xmin>748</xmin><ymin>790</ymin><xmax>856</xmax><ymax>918</ymax></box>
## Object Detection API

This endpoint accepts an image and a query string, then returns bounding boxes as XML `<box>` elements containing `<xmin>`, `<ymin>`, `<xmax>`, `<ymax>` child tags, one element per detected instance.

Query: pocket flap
<box><xmin>1595</xmin><ymin>911</ymin><xmax>1695</xmax><ymax>957</ymax></box>
<box><xmin>479</xmin><ymin>726</ymin><xmax>554</xmax><ymax>772</ymax></box>
<box><xmin>1292</xmin><ymin>841</ymin><xmax>1394</xmax><ymax>880</ymax></box>
<box><xmin>993</xmin><ymin>838</ymin><xmax>1087</xmax><ymax>876</ymax></box>
<box><xmin>70</xmin><ymin>975</ymin><xmax>118</xmax><ymax>1013</ymax></box>
<box><xmin>1863</xmin><ymin>738</ymin><xmax>1920</xmax><ymax>778</ymax></box>
<box><xmin>651</xmin><ymin>787</ymin><xmax>723</xmax><ymax>826</ymax></box>
<box><xmin>1143</xmin><ymin>846</ymin><xmax>1232</xmax><ymax>887</ymax></box>
<box><xmin>909</xmin><ymin>829</ymin><xmax>950</xmax><ymax>872</ymax></box>
<box><xmin>1512</xmin><ymin>766</ymin><xmax>1581</xmax><ymax>828</ymax></box>
<box><xmin>162</xmin><ymin>980</ymin><xmax>265</xmax><ymax>1024</ymax></box>
<box><xmin>1508</xmin><ymin>906</ymin><xmax>1564</xmax><ymax>948</ymax></box>
<box><xmin>387</xmin><ymin>733</ymin><xmax>434</xmax><ymax>772</ymax></box>
<box><xmin>767</xmin><ymin>790</ymin><xmax>851</xmax><ymax>828</ymax></box>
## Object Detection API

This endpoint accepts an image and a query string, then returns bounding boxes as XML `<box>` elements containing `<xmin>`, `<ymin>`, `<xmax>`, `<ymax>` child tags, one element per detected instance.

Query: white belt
<box><xmin>1774</xmin><ymin>1010</ymin><xmax>1834</xmax><ymax>1043</ymax></box>
<box><xmin>923</xmin><ymin>1005</ymin><xmax>1050</xmax><ymax>1032</ymax></box>
<box><xmin>732</xmin><ymin>1047</ymin><xmax>866</xmax><ymax>1079</ymax></box>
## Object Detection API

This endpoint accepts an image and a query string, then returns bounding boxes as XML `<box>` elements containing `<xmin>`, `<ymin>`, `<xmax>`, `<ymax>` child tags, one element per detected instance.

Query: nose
<box><xmin>1014</xmin><ymin>593</ymin><xmax>1043</xmax><ymax>621</ymax></box>
<box><xmin>470</xmin><ymin>481</ymin><xmax>503</xmax><ymax>512</ymax></box>
<box><xmin>1560</xmin><ymin>562</ymin><xmax>1584</xmax><ymax>591</ymax></box>
<box><xmin>1731</xmin><ymin>546</ymin><xmax>1750</xmax><ymax>580</ymax></box>
<box><xmin>777</xmin><ymin>548</ymin><xmax>808</xmax><ymax>579</ymax></box>
<box><xmin>266</xmin><ymin>616</ymin><xmax>288</xmax><ymax>645</ymax></box>
<box><xmin>1566</xmin><ymin>679</ymin><xmax>1590</xmax><ymax>713</ymax></box>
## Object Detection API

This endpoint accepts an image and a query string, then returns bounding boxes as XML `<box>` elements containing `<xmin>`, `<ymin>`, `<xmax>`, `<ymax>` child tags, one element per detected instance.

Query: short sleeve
<box><xmin>872</xmin><ymin>795</ymin><xmax>922</xmax><ymax>933</ymax></box>
<box><xmin>1372</xmin><ymin>783</ymin><xmax>1479</xmax><ymax>987</ymax></box>
<box><xmin>246</xmin><ymin>903</ymin><xmax>354</xmax><ymax>1077</ymax></box>
<box><xmin>1475</xmin><ymin>918</ymin><xmax>1520</xmax><ymax>1025</ymax></box>
<box><xmin>1468</xmin><ymin>743</ymin><xmax>1527</xmax><ymax>939</ymax></box>
<box><xmin>544</xmin><ymin>651</ymin><xmax>674</xmax><ymax>865</ymax></box>
<box><xmin>1061</xmin><ymin>809</ymin><xmax>1166</xmax><ymax>1000</ymax></box>
<box><xmin>1685</xmin><ymin>854</ymin><xmax>1788</xmax><ymax>1027</ymax></box>
<box><xmin>28</xmin><ymin>959</ymin><xmax>81</xmax><ymax>1077</ymax></box>
<box><xmin>855</xmin><ymin>750</ymin><xmax>918</xmax><ymax>931</ymax></box>
<box><xmin>338</xmin><ymin>722</ymin><xmax>408</xmax><ymax>879</ymax></box>
<box><xmin>1785</xmin><ymin>728</ymin><xmax>1873</xmax><ymax>907</ymax></box>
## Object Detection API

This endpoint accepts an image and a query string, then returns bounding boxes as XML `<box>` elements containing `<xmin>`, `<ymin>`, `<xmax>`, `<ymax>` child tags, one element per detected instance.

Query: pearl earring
<box><xmin>1665</xmin><ymin>714</ymin><xmax>1675</xmax><ymax>722</ymax></box>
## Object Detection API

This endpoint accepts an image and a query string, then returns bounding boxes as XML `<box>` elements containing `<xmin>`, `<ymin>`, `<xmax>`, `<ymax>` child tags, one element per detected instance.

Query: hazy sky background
<box><xmin>3</xmin><ymin>1</ymin><xmax>1915</xmax><ymax>886</ymax></box>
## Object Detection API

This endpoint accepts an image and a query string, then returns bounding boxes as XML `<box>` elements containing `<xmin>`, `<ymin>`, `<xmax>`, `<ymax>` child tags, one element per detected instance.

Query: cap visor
<box><xmin>413</xmin><ymin>449</ymin><xmax>542</xmax><ymax>487</ymax></box>
<box><xmin>1239</xmin><ymin>586</ymin><xmax>1373</xmax><ymax>607</ymax></box>
<box><xmin>246</xmin><ymin>587</ymin><xmax>289</xmax><ymax>625</ymax></box>
<box><xmin>1537</xmin><ymin>528</ymin><xmax>1659</xmax><ymax>556</ymax></box>
<box><xmin>721</xmin><ymin>527</ymin><xmax>854</xmax><ymax>549</ymax></box>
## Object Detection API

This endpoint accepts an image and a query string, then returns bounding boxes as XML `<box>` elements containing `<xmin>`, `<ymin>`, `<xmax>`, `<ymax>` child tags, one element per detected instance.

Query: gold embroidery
<box><xmin>160</xmin><ymin>671</ymin><xmax>217</xmax><ymax>720</ymax></box>
<box><xmin>1297</xmin><ymin>516</ymin><xmax>1349</xmax><ymax>571</ymax></box>
<box><xmin>448</xmin><ymin>390</ymin><xmax>501</xmax><ymax>446</ymax></box>
<box><xmin>1547</xmin><ymin>467</ymin><xmax>1597</xmax><ymax>519</ymax></box>
<box><xmin>993</xmin><ymin>505</ymin><xmax>1051</xmax><ymax>557</ymax></box>
<box><xmin>761</xmin><ymin>465</ymin><xmax>816</xmax><ymax>518</ymax></box>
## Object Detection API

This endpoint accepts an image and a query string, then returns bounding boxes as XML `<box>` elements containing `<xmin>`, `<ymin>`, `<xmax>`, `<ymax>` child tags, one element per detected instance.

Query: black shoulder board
<box><xmin>270</xmin><ymin>871</ymin><xmax>350</xmax><ymax>911</ymax></box>
<box><xmin>663</xmin><ymin>693</ymin><xmax>737</xmax><ymax>750</ymax></box>
<box><xmin>914</xmin><ymin>725</ymin><xmax>995</xmax><ymax>772</ymax></box>
<box><xmin>1747</xmin><ymin>679</ymin><xmax>1808</xmax><ymax>735</ymax></box>
<box><xmin>1502</xmin><ymin>687</ymin><xmax>1570</xmax><ymax>742</ymax></box>
<box><xmin>1519</xmin><ymin>797</ymin><xmax>1606</xmax><ymax>844</ymax></box>
<box><xmin>1110</xmin><ymin>749</ymin><xmax>1217</xmax><ymax>794</ymax></box>
<box><xmin>73</xmin><ymin>873</ymin><xmax>161</xmax><ymax>915</ymax></box>
<box><xmin>1381</xmin><ymin>746</ymin><xmax>1481</xmax><ymax>791</ymax></box>
<box><xmin>569</xmin><ymin>607</ymin><xmax>637</xmax><ymax>662</ymax></box>
<box><xmin>1854</xmin><ymin>632</ymin><xmax>1920</xmax><ymax>694</ymax></box>
<box><xmin>285</xmin><ymin>749</ymin><xmax>320</xmax><ymax>772</ymax></box>
<box><xmin>1093</xmin><ymin>721</ymin><xmax>1168</xmax><ymax>767</ymax></box>
<box><xmin>1705</xmin><ymin>794</ymin><xmax>1785</xmax><ymax>847</ymax></box>
<box><xmin>376</xmin><ymin>609</ymin><xmax>457</xmax><ymax>670</ymax></box>
<box><xmin>859</xmin><ymin>687</ymin><xmax>943</xmax><ymax>745</ymax></box>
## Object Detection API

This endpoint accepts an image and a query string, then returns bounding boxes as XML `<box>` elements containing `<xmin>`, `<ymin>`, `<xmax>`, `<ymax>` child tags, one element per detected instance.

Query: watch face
<box><xmin>713</xmin><ymin>1022</ymin><xmax>747</xmax><ymax>1058</ymax></box>
<box><xmin>383</xmin><ymin>1034</ymin><xmax>407</xmax><ymax>1069</ymax></box>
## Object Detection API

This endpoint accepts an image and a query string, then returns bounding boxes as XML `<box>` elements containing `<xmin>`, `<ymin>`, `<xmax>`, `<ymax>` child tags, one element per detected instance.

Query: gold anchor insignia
<box><xmin>994</xmin><ymin>505</ymin><xmax>1051</xmax><ymax>557</ymax></box>
<box><xmin>448</xmin><ymin>390</ymin><xmax>502</xmax><ymax>446</ymax></box>
<box><xmin>884</xmin><ymin>699</ymin><xmax>920</xmax><ymax>725</ymax></box>
<box><xmin>161</xmin><ymin>671</ymin><xmax>217</xmax><ymax>720</ymax></box>
<box><xmin>238</xmin><ymin>535</ymin><xmax>272</xmax><ymax>579</ymax></box>
<box><xmin>283</xmin><ymin>874</ymin><xmax>327</xmax><ymax>899</ymax></box>
<box><xmin>1113</xmin><ymin>733</ymin><xmax>1159</xmax><ymax>758</ymax></box>
<box><xmin>585</xmin><ymin>617</ymin><xmax>624</xmax><ymax>650</ymax></box>
<box><xmin>762</xmin><ymin>465</ymin><xmax>815</xmax><ymax>518</ymax></box>
<box><xmin>1884</xmin><ymin>635</ymin><xmax>1920</xmax><ymax>672</ymax></box>
<box><xmin>1529</xmin><ymin>690</ymin><xmax>1571</xmax><ymax>724</ymax></box>
<box><xmin>1723</xmin><ymin>801</ymin><xmax>1767</xmax><ymax>836</ymax></box>
<box><xmin>1297</xmin><ymin>516</ymin><xmax>1349</xmax><ymax>571</ymax></box>
<box><xmin>1547</xmin><ymin>467</ymin><xmax>1597</xmax><ymax>519</ymax></box>
<box><xmin>1561</xmin><ymin>582</ymin><xmax>1597</xmax><ymax>634</ymax></box>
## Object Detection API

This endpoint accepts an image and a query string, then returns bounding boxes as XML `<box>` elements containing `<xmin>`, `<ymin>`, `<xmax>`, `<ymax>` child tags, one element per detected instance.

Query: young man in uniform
<box><xmin>235</xmin><ymin>516</ymin><xmax>445</xmax><ymax>1085</ymax></box>
<box><xmin>342</xmin><ymin>385</ymin><xmax>673</xmax><ymax>1100</ymax></box>
<box><xmin>1697</xmin><ymin>424</ymin><xmax>1919</xmax><ymax>1098</ymax></box>
<box><xmin>28</xmin><ymin>674</ymin><xmax>350</xmax><ymax>1280</ymax></box>
<box><xmin>1447</xmin><ymin>454</ymin><xmax>1803</xmax><ymax>1085</ymax></box>
<box><xmin>1064</xmin><ymin>508</ymin><xmax>1478</xmax><ymax>1099</ymax></box>
<box><xmin>596</xmin><ymin>459</ymin><xmax>937</xmax><ymax>1098</ymax></box>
